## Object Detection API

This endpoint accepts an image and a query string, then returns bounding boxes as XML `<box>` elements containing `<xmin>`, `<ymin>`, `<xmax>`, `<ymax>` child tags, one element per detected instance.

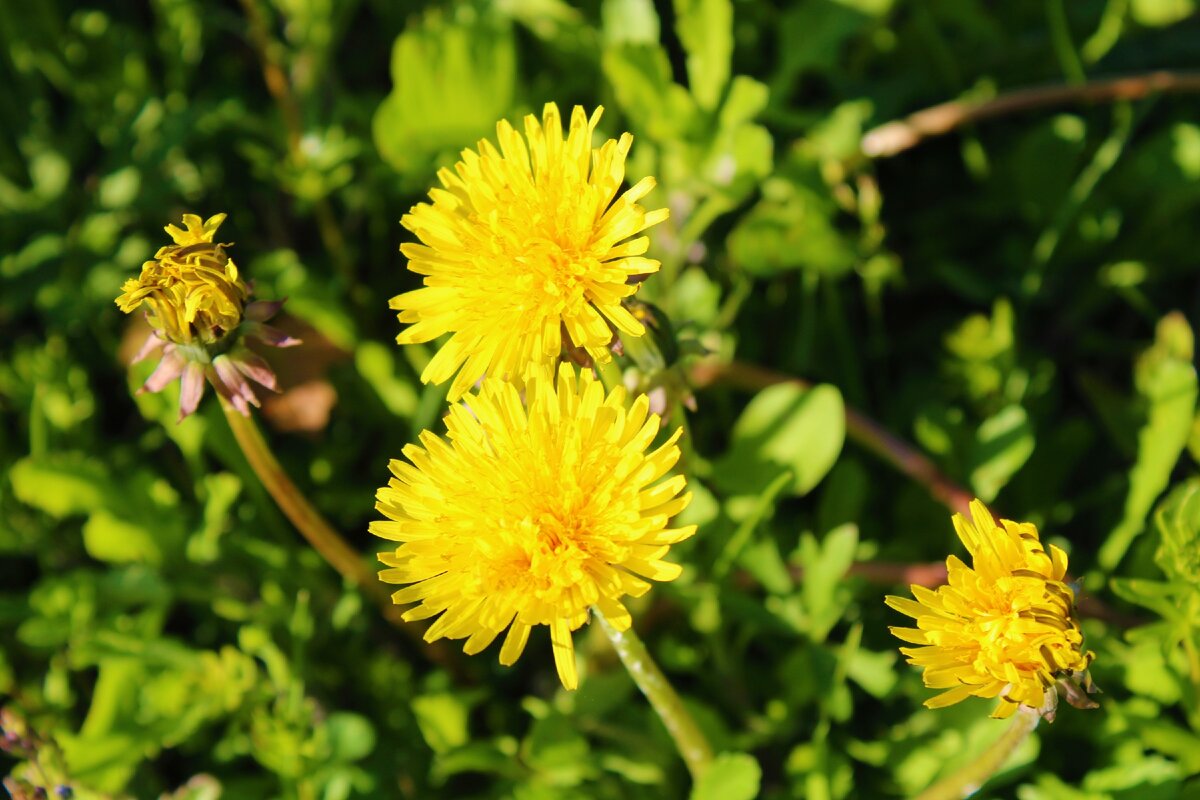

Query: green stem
<box><xmin>221</xmin><ymin>399</ymin><xmax>377</xmax><ymax>591</ymax></box>
<box><xmin>219</xmin><ymin>399</ymin><xmax>459</xmax><ymax>670</ymax></box>
<box><xmin>595</xmin><ymin>611</ymin><xmax>714</xmax><ymax>780</ymax></box>
<box><xmin>914</xmin><ymin>705</ymin><xmax>1041</xmax><ymax>800</ymax></box>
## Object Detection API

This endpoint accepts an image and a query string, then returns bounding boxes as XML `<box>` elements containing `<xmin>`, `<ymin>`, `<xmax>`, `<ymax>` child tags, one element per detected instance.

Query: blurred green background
<box><xmin>2</xmin><ymin>0</ymin><xmax>1200</xmax><ymax>797</ymax></box>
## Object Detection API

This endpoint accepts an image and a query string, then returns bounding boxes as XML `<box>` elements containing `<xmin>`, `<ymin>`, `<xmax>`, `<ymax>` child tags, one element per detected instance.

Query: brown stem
<box><xmin>693</xmin><ymin>360</ymin><xmax>1142</xmax><ymax>628</ymax></box>
<box><xmin>689</xmin><ymin>359</ymin><xmax>974</xmax><ymax>516</ymax></box>
<box><xmin>861</xmin><ymin>71</ymin><xmax>1200</xmax><ymax>158</ymax></box>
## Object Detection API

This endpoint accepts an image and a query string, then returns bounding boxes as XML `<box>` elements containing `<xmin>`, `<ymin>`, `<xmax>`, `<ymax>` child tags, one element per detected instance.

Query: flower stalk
<box><xmin>220</xmin><ymin>397</ymin><xmax>379</xmax><ymax>591</ymax></box>
<box><xmin>913</xmin><ymin>703</ymin><xmax>1041</xmax><ymax>800</ymax></box>
<box><xmin>219</xmin><ymin>396</ymin><xmax>458</xmax><ymax>672</ymax></box>
<box><xmin>595</xmin><ymin>611</ymin><xmax>714</xmax><ymax>780</ymax></box>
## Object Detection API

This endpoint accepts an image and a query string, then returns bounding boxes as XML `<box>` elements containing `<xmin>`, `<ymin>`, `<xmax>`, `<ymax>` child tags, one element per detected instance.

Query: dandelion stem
<box><xmin>219</xmin><ymin>399</ymin><xmax>457</xmax><ymax>669</ymax></box>
<box><xmin>914</xmin><ymin>705</ymin><xmax>1040</xmax><ymax>800</ymax></box>
<box><xmin>861</xmin><ymin>70</ymin><xmax>1200</xmax><ymax>158</ymax></box>
<box><xmin>222</xmin><ymin>399</ymin><xmax>376</xmax><ymax>590</ymax></box>
<box><xmin>595</xmin><ymin>611</ymin><xmax>714</xmax><ymax>780</ymax></box>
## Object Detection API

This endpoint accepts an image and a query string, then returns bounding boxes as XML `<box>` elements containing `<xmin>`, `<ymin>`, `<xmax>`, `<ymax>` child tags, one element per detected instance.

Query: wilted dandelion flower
<box><xmin>116</xmin><ymin>213</ymin><xmax>298</xmax><ymax>420</ymax></box>
<box><xmin>392</xmin><ymin>103</ymin><xmax>669</xmax><ymax>401</ymax></box>
<box><xmin>370</xmin><ymin>364</ymin><xmax>695</xmax><ymax>689</ymax></box>
<box><xmin>886</xmin><ymin>500</ymin><xmax>1097</xmax><ymax>719</ymax></box>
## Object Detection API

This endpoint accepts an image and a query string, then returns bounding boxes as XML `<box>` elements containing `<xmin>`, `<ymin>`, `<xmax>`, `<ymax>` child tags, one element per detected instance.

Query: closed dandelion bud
<box><xmin>392</xmin><ymin>103</ymin><xmax>669</xmax><ymax>401</ymax></box>
<box><xmin>370</xmin><ymin>364</ymin><xmax>696</xmax><ymax>690</ymax></box>
<box><xmin>116</xmin><ymin>213</ymin><xmax>299</xmax><ymax>420</ymax></box>
<box><xmin>886</xmin><ymin>499</ymin><xmax>1098</xmax><ymax>721</ymax></box>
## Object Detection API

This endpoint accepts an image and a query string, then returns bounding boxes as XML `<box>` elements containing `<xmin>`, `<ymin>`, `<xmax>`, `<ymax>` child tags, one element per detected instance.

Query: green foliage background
<box><xmin>2</xmin><ymin>0</ymin><xmax>1200</xmax><ymax>797</ymax></box>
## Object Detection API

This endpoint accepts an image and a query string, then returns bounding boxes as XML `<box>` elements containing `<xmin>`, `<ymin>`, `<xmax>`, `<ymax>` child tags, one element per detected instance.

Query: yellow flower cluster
<box><xmin>887</xmin><ymin>500</ymin><xmax>1095</xmax><ymax>719</ymax></box>
<box><xmin>116</xmin><ymin>213</ymin><xmax>248</xmax><ymax>345</ymax></box>
<box><xmin>375</xmin><ymin>103</ymin><xmax>692</xmax><ymax>688</ymax></box>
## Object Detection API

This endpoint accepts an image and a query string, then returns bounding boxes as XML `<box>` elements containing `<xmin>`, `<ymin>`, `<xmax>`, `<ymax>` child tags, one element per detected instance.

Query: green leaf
<box><xmin>1110</xmin><ymin>577</ymin><xmax>1183</xmax><ymax>619</ymax></box>
<box><xmin>799</xmin><ymin>523</ymin><xmax>859</xmax><ymax>641</ymax></box>
<box><xmin>326</xmin><ymin>712</ymin><xmax>376</xmax><ymax>763</ymax></box>
<box><xmin>1130</xmin><ymin>0</ymin><xmax>1194</xmax><ymax>26</ymax></box>
<box><xmin>602</xmin><ymin>43</ymin><xmax>696</xmax><ymax>141</ymax></box>
<box><xmin>412</xmin><ymin>693</ymin><xmax>470</xmax><ymax>754</ymax></box>
<box><xmin>523</xmin><ymin>713</ymin><xmax>594</xmax><ymax>784</ymax></box>
<box><xmin>1154</xmin><ymin>479</ymin><xmax>1200</xmax><ymax>584</ymax></box>
<box><xmin>83</xmin><ymin>510</ymin><xmax>163</xmax><ymax>565</ymax></box>
<box><xmin>690</xmin><ymin>752</ymin><xmax>762</xmax><ymax>800</ymax></box>
<box><xmin>728</xmin><ymin>178</ymin><xmax>856</xmax><ymax>277</ymax></box>
<box><xmin>602</xmin><ymin>0</ymin><xmax>660</xmax><ymax>44</ymax></box>
<box><xmin>373</xmin><ymin>11</ymin><xmax>516</xmax><ymax>174</ymax></box>
<box><xmin>1100</xmin><ymin>313</ymin><xmax>1199</xmax><ymax>570</ymax></box>
<box><xmin>356</xmin><ymin>340</ymin><xmax>419</xmax><ymax>419</ymax></box>
<box><xmin>10</xmin><ymin>454</ymin><xmax>112</xmax><ymax>518</ymax></box>
<box><xmin>714</xmin><ymin>383</ymin><xmax>845</xmax><ymax>496</ymax></box>
<box><xmin>673</xmin><ymin>0</ymin><xmax>732</xmax><ymax>110</ymax></box>
<box><xmin>968</xmin><ymin>404</ymin><xmax>1035</xmax><ymax>502</ymax></box>
<box><xmin>188</xmin><ymin>472</ymin><xmax>241</xmax><ymax>563</ymax></box>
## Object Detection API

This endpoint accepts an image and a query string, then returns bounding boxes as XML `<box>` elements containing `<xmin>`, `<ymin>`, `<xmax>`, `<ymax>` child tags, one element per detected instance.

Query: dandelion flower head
<box><xmin>392</xmin><ymin>103</ymin><xmax>669</xmax><ymax>400</ymax></box>
<box><xmin>116</xmin><ymin>213</ymin><xmax>248</xmax><ymax>345</ymax></box>
<box><xmin>116</xmin><ymin>212</ymin><xmax>298</xmax><ymax>420</ymax></box>
<box><xmin>886</xmin><ymin>500</ymin><xmax>1095</xmax><ymax>719</ymax></box>
<box><xmin>370</xmin><ymin>364</ymin><xmax>695</xmax><ymax>689</ymax></box>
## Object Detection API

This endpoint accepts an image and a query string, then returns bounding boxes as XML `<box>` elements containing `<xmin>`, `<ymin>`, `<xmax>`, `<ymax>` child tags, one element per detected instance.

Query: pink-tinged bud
<box><xmin>211</xmin><ymin>355</ymin><xmax>261</xmax><ymax>416</ymax></box>
<box><xmin>246</xmin><ymin>322</ymin><xmax>302</xmax><ymax>348</ymax></box>
<box><xmin>245</xmin><ymin>298</ymin><xmax>286</xmax><ymax>322</ymax></box>
<box><xmin>179</xmin><ymin>362</ymin><xmax>206</xmax><ymax>421</ymax></box>
<box><xmin>138</xmin><ymin>346</ymin><xmax>185</xmax><ymax>394</ymax></box>
<box><xmin>230</xmin><ymin>346</ymin><xmax>279</xmax><ymax>391</ymax></box>
<box><xmin>131</xmin><ymin>330</ymin><xmax>166</xmax><ymax>364</ymax></box>
<box><xmin>118</xmin><ymin>213</ymin><xmax>300</xmax><ymax>421</ymax></box>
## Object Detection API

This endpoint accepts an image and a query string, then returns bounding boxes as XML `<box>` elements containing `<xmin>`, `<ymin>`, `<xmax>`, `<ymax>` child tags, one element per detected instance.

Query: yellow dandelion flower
<box><xmin>116</xmin><ymin>213</ymin><xmax>249</xmax><ymax>345</ymax></box>
<box><xmin>886</xmin><ymin>499</ymin><xmax>1096</xmax><ymax>719</ymax></box>
<box><xmin>370</xmin><ymin>364</ymin><xmax>695</xmax><ymax>689</ymax></box>
<box><xmin>116</xmin><ymin>213</ymin><xmax>299</xmax><ymax>420</ymax></box>
<box><xmin>392</xmin><ymin>102</ymin><xmax>669</xmax><ymax>401</ymax></box>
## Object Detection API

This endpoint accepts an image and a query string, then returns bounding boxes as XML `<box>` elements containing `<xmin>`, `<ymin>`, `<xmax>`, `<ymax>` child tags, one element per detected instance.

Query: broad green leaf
<box><xmin>713</xmin><ymin>383</ymin><xmax>845</xmax><ymax>496</ymax></box>
<box><xmin>326</xmin><ymin>712</ymin><xmax>376</xmax><ymax>763</ymax></box>
<box><xmin>1100</xmin><ymin>313</ymin><xmax>1198</xmax><ymax>570</ymax></box>
<box><xmin>1130</xmin><ymin>0</ymin><xmax>1193</xmax><ymax>26</ymax></box>
<box><xmin>1154</xmin><ymin>479</ymin><xmax>1200</xmax><ymax>584</ymax></box>
<box><xmin>83</xmin><ymin>510</ymin><xmax>163</xmax><ymax>565</ymax></box>
<box><xmin>1109</xmin><ymin>577</ymin><xmax>1182</xmax><ymax>619</ymax></box>
<box><xmin>602</xmin><ymin>0</ymin><xmax>660</xmax><ymax>44</ymax></box>
<box><xmin>431</xmin><ymin>741</ymin><xmax>525</xmax><ymax>783</ymax></box>
<box><xmin>968</xmin><ymin>404</ymin><xmax>1035</xmax><ymax>502</ymax></box>
<box><xmin>800</xmin><ymin>523</ymin><xmax>859</xmax><ymax>641</ymax></box>
<box><xmin>373</xmin><ymin>11</ymin><xmax>515</xmax><ymax>173</ymax></box>
<box><xmin>602</xmin><ymin>43</ymin><xmax>696</xmax><ymax>141</ymax></box>
<box><xmin>412</xmin><ymin>693</ymin><xmax>470</xmax><ymax>754</ymax></box>
<box><xmin>523</xmin><ymin>713</ymin><xmax>594</xmax><ymax>784</ymax></box>
<box><xmin>10</xmin><ymin>454</ymin><xmax>112</xmax><ymax>518</ymax></box>
<box><xmin>356</xmin><ymin>340</ymin><xmax>419</xmax><ymax>418</ymax></box>
<box><xmin>673</xmin><ymin>0</ymin><xmax>732</xmax><ymax>110</ymax></box>
<box><xmin>690</xmin><ymin>752</ymin><xmax>762</xmax><ymax>800</ymax></box>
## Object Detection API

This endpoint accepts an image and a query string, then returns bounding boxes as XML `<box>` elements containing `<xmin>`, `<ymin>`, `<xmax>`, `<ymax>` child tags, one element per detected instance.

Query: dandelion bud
<box><xmin>117</xmin><ymin>213</ymin><xmax>299</xmax><ymax>420</ymax></box>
